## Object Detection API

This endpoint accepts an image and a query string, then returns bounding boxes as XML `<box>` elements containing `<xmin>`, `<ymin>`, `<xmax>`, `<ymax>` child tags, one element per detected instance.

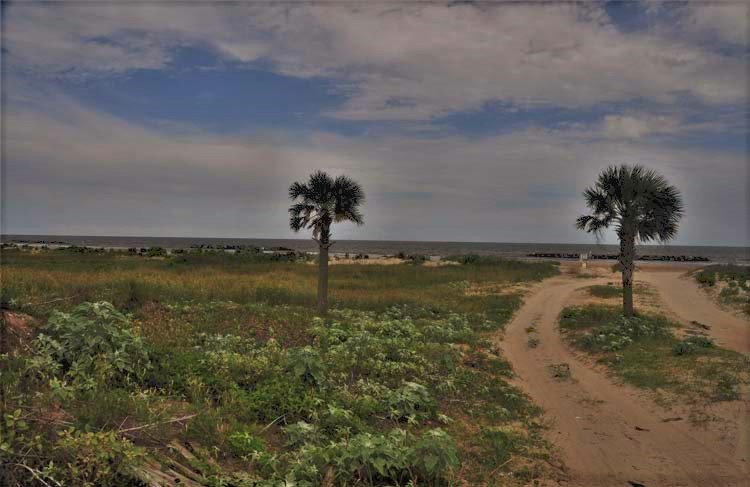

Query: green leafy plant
<box><xmin>385</xmin><ymin>381</ymin><xmax>435</xmax><ymax>421</ymax></box>
<box><xmin>227</xmin><ymin>430</ymin><xmax>267</xmax><ymax>457</ymax></box>
<box><xmin>54</xmin><ymin>429</ymin><xmax>145</xmax><ymax>486</ymax></box>
<box><xmin>27</xmin><ymin>302</ymin><xmax>150</xmax><ymax>390</ymax></box>
<box><xmin>561</xmin><ymin>307</ymin><xmax>670</xmax><ymax>352</ymax></box>
<box><xmin>409</xmin><ymin>428</ymin><xmax>459</xmax><ymax>482</ymax></box>
<box><xmin>673</xmin><ymin>335</ymin><xmax>714</xmax><ymax>356</ymax></box>
<box><xmin>287</xmin><ymin>346</ymin><xmax>326</xmax><ymax>386</ymax></box>
<box><xmin>694</xmin><ymin>270</ymin><xmax>717</xmax><ymax>287</ymax></box>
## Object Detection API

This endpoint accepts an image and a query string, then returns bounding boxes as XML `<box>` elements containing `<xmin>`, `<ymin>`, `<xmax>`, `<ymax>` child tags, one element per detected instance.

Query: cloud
<box><xmin>650</xmin><ymin>2</ymin><xmax>750</xmax><ymax>46</ymax></box>
<box><xmin>601</xmin><ymin>114</ymin><xmax>682</xmax><ymax>139</ymax></box>
<box><xmin>5</xmin><ymin>2</ymin><xmax>747</xmax><ymax>120</ymax></box>
<box><xmin>2</xmin><ymin>3</ymin><xmax>747</xmax><ymax>244</ymax></box>
<box><xmin>4</xmin><ymin>92</ymin><xmax>746</xmax><ymax>245</ymax></box>
<box><xmin>3</xmin><ymin>3</ymin><xmax>266</xmax><ymax>78</ymax></box>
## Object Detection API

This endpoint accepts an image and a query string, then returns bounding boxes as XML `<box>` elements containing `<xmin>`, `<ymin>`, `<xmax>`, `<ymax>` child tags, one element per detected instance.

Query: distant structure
<box><xmin>579</xmin><ymin>251</ymin><xmax>589</xmax><ymax>269</ymax></box>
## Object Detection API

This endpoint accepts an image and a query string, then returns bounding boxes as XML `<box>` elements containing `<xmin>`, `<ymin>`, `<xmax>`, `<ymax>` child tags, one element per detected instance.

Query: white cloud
<box><xmin>4</xmin><ymin>93</ymin><xmax>746</xmax><ymax>244</ymax></box>
<box><xmin>678</xmin><ymin>3</ymin><xmax>749</xmax><ymax>46</ymax></box>
<box><xmin>601</xmin><ymin>114</ymin><xmax>683</xmax><ymax>139</ymax></box>
<box><xmin>5</xmin><ymin>2</ymin><xmax>747</xmax><ymax>119</ymax></box>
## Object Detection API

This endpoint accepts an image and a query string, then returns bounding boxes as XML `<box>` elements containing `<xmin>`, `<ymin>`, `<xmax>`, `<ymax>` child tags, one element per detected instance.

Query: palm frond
<box><xmin>333</xmin><ymin>175</ymin><xmax>365</xmax><ymax>225</ymax></box>
<box><xmin>576</xmin><ymin>163</ymin><xmax>683</xmax><ymax>244</ymax></box>
<box><xmin>575</xmin><ymin>215</ymin><xmax>609</xmax><ymax>236</ymax></box>
<box><xmin>288</xmin><ymin>171</ymin><xmax>365</xmax><ymax>238</ymax></box>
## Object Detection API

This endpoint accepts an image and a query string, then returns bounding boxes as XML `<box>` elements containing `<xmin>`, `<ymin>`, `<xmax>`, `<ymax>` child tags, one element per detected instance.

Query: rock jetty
<box><xmin>526</xmin><ymin>252</ymin><xmax>709</xmax><ymax>262</ymax></box>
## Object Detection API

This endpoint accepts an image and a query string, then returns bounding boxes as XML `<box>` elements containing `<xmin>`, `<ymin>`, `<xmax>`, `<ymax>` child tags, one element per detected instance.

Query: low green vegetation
<box><xmin>1</xmin><ymin>247</ymin><xmax>559</xmax><ymax>486</ymax></box>
<box><xmin>693</xmin><ymin>265</ymin><xmax>750</xmax><ymax>315</ymax></box>
<box><xmin>586</xmin><ymin>283</ymin><xmax>652</xmax><ymax>300</ymax></box>
<box><xmin>547</xmin><ymin>363</ymin><xmax>571</xmax><ymax>381</ymax></box>
<box><xmin>586</xmin><ymin>284</ymin><xmax>622</xmax><ymax>299</ymax></box>
<box><xmin>574</xmin><ymin>273</ymin><xmax>596</xmax><ymax>279</ymax></box>
<box><xmin>559</xmin><ymin>305</ymin><xmax>749</xmax><ymax>408</ymax></box>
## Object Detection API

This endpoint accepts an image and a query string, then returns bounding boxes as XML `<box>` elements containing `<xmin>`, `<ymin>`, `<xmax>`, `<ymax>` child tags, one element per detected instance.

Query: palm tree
<box><xmin>576</xmin><ymin>164</ymin><xmax>683</xmax><ymax>317</ymax></box>
<box><xmin>289</xmin><ymin>171</ymin><xmax>365</xmax><ymax>314</ymax></box>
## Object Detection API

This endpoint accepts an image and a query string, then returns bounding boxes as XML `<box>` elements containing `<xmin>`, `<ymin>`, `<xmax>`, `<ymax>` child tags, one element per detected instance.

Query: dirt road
<box><xmin>637</xmin><ymin>270</ymin><xmax>750</xmax><ymax>353</ymax></box>
<box><xmin>499</xmin><ymin>275</ymin><xmax>748</xmax><ymax>486</ymax></box>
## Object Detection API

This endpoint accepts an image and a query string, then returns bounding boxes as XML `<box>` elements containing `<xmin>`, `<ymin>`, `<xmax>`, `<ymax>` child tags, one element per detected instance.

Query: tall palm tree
<box><xmin>576</xmin><ymin>164</ymin><xmax>683</xmax><ymax>317</ymax></box>
<box><xmin>289</xmin><ymin>171</ymin><xmax>365</xmax><ymax>314</ymax></box>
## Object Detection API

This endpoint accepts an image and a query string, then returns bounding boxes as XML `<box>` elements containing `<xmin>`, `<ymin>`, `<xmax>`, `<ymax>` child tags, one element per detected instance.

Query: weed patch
<box><xmin>559</xmin><ymin>305</ymin><xmax>750</xmax><ymax>409</ymax></box>
<box><xmin>0</xmin><ymin>249</ymin><xmax>559</xmax><ymax>486</ymax></box>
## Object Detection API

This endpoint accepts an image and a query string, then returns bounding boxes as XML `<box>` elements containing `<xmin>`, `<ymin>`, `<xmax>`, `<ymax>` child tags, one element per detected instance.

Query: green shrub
<box><xmin>409</xmin><ymin>428</ymin><xmax>459</xmax><ymax>482</ymax></box>
<box><xmin>27</xmin><ymin>302</ymin><xmax>150</xmax><ymax>390</ymax></box>
<box><xmin>140</xmin><ymin>246</ymin><xmax>165</xmax><ymax>257</ymax></box>
<box><xmin>233</xmin><ymin>377</ymin><xmax>319</xmax><ymax>423</ymax></box>
<box><xmin>337</xmin><ymin>429</ymin><xmax>411</xmax><ymax>483</ymax></box>
<box><xmin>119</xmin><ymin>279</ymin><xmax>148</xmax><ymax>311</ymax></box>
<box><xmin>287</xmin><ymin>346</ymin><xmax>326</xmax><ymax>386</ymax></box>
<box><xmin>292</xmin><ymin>427</ymin><xmax>459</xmax><ymax>485</ymax></box>
<box><xmin>673</xmin><ymin>335</ymin><xmax>714</xmax><ymax>356</ymax></box>
<box><xmin>719</xmin><ymin>286</ymin><xmax>740</xmax><ymax>298</ymax></box>
<box><xmin>54</xmin><ymin>429</ymin><xmax>145</xmax><ymax>486</ymax></box>
<box><xmin>385</xmin><ymin>381</ymin><xmax>435</xmax><ymax>421</ymax></box>
<box><xmin>226</xmin><ymin>429</ymin><xmax>267</xmax><ymax>458</ymax></box>
<box><xmin>694</xmin><ymin>270</ymin><xmax>716</xmax><ymax>287</ymax></box>
<box><xmin>701</xmin><ymin>265</ymin><xmax>750</xmax><ymax>283</ymax></box>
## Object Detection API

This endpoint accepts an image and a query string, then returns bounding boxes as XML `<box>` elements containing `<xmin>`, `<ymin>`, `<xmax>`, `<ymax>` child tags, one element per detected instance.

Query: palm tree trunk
<box><xmin>620</xmin><ymin>232</ymin><xmax>636</xmax><ymax>317</ymax></box>
<box><xmin>317</xmin><ymin>243</ymin><xmax>329</xmax><ymax>314</ymax></box>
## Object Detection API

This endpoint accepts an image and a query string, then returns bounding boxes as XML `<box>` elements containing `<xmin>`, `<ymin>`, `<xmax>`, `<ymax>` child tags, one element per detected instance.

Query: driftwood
<box><xmin>135</xmin><ymin>440</ymin><xmax>207</xmax><ymax>487</ymax></box>
<box><xmin>136</xmin><ymin>459</ymin><xmax>204</xmax><ymax>487</ymax></box>
<box><xmin>118</xmin><ymin>414</ymin><xmax>198</xmax><ymax>435</ymax></box>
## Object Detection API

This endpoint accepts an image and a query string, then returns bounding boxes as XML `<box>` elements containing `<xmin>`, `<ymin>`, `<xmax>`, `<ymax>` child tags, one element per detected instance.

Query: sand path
<box><xmin>498</xmin><ymin>275</ymin><xmax>748</xmax><ymax>486</ymax></box>
<box><xmin>637</xmin><ymin>270</ymin><xmax>750</xmax><ymax>354</ymax></box>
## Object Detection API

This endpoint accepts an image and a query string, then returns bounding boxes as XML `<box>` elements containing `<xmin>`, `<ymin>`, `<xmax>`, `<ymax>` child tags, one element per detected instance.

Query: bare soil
<box><xmin>497</xmin><ymin>265</ymin><xmax>748</xmax><ymax>486</ymax></box>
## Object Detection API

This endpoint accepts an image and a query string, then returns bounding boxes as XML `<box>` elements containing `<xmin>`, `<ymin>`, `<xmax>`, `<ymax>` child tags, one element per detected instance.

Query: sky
<box><xmin>2</xmin><ymin>1</ymin><xmax>748</xmax><ymax>246</ymax></box>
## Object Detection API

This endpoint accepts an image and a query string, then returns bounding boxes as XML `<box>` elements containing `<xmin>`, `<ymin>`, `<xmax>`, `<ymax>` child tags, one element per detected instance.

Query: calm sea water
<box><xmin>3</xmin><ymin>235</ymin><xmax>749</xmax><ymax>264</ymax></box>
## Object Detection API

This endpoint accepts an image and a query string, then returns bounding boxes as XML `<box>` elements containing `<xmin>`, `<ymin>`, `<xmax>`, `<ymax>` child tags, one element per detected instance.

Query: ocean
<box><xmin>3</xmin><ymin>235</ymin><xmax>749</xmax><ymax>264</ymax></box>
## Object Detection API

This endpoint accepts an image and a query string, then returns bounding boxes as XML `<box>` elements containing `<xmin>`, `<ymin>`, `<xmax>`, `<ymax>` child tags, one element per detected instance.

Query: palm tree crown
<box><xmin>288</xmin><ymin>171</ymin><xmax>364</xmax><ymax>243</ymax></box>
<box><xmin>576</xmin><ymin>164</ymin><xmax>683</xmax><ymax>243</ymax></box>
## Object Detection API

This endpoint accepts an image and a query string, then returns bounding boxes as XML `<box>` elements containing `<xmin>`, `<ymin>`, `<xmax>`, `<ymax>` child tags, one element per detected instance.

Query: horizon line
<box><xmin>2</xmin><ymin>233</ymin><xmax>748</xmax><ymax>249</ymax></box>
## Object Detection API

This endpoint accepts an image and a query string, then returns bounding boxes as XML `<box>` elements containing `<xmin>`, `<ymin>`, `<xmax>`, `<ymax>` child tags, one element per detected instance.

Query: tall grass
<box><xmin>2</xmin><ymin>249</ymin><xmax>558</xmax><ymax>319</ymax></box>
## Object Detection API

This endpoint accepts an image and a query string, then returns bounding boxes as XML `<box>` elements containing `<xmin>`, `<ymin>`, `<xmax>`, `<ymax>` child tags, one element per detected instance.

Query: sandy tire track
<box><xmin>637</xmin><ymin>270</ymin><xmax>750</xmax><ymax>354</ymax></box>
<box><xmin>497</xmin><ymin>276</ymin><xmax>748</xmax><ymax>487</ymax></box>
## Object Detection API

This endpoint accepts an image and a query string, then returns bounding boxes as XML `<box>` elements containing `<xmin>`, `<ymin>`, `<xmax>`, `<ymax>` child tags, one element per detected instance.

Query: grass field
<box><xmin>558</xmin><ymin>304</ymin><xmax>750</xmax><ymax>414</ymax></box>
<box><xmin>0</xmin><ymin>248</ymin><xmax>558</xmax><ymax>486</ymax></box>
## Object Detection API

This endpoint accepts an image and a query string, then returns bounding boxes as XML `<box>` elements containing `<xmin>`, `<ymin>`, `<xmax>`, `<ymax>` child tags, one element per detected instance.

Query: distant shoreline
<box><xmin>2</xmin><ymin>234</ymin><xmax>748</xmax><ymax>250</ymax></box>
<box><xmin>2</xmin><ymin>234</ymin><xmax>748</xmax><ymax>264</ymax></box>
